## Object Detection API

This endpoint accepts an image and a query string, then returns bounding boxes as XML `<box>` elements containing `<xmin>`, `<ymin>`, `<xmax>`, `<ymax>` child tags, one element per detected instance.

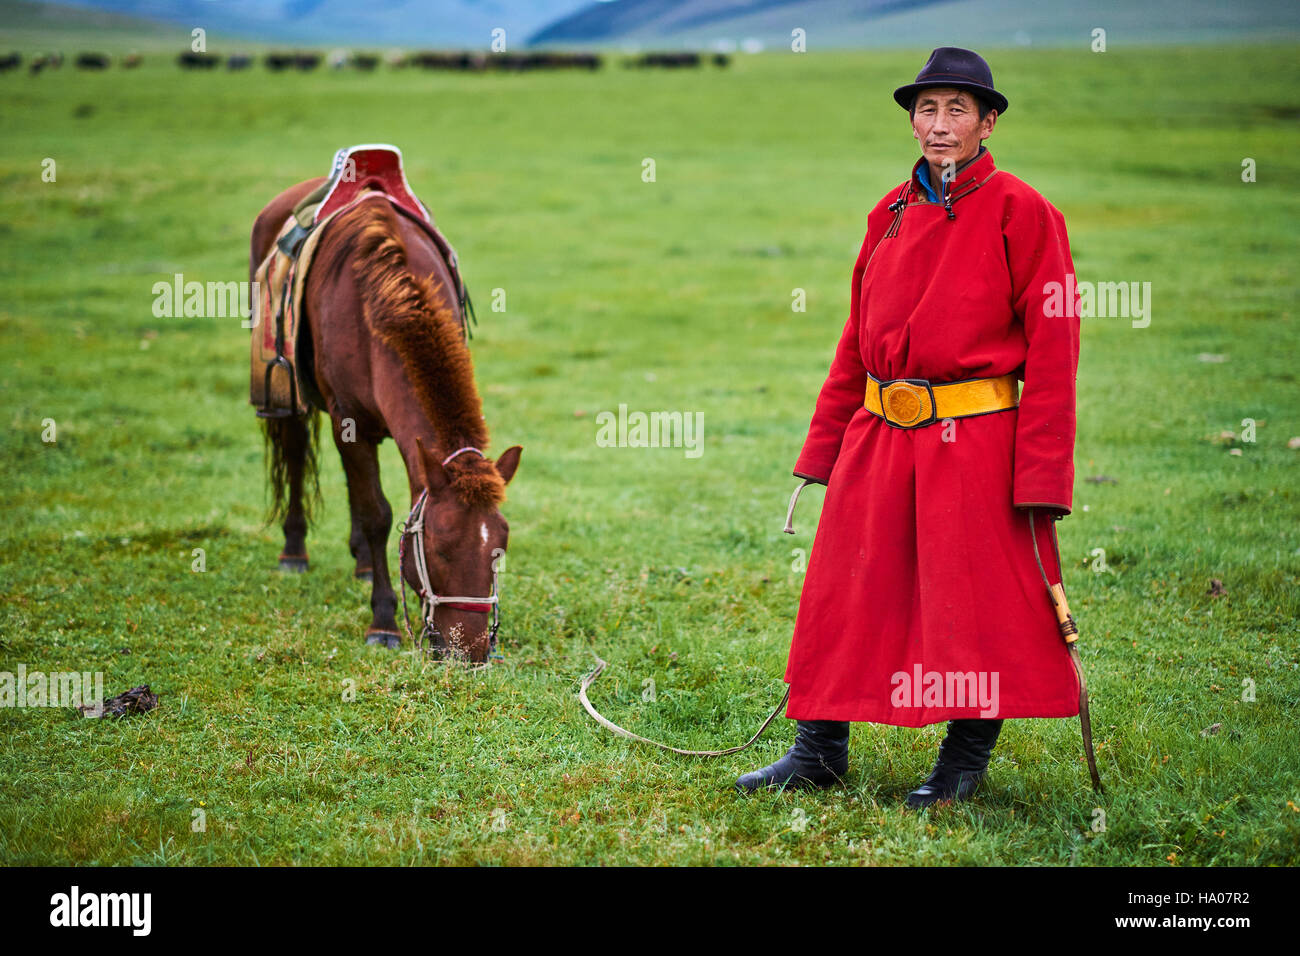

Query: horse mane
<box><xmin>318</xmin><ymin>197</ymin><xmax>504</xmax><ymax>508</ymax></box>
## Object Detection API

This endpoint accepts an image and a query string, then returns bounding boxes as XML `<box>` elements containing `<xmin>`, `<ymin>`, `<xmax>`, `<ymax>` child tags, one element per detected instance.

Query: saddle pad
<box><xmin>249</xmin><ymin>213</ymin><xmax>329</xmax><ymax>416</ymax></box>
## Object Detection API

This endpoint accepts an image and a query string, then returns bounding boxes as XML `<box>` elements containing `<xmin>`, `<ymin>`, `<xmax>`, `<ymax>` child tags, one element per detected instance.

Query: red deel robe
<box><xmin>784</xmin><ymin>149</ymin><xmax>1081</xmax><ymax>725</ymax></box>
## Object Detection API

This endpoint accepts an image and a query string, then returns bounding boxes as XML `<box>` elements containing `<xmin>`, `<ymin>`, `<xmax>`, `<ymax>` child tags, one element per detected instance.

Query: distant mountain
<box><xmin>7</xmin><ymin>0</ymin><xmax>1298</xmax><ymax>49</ymax></box>
<box><xmin>529</xmin><ymin>0</ymin><xmax>1300</xmax><ymax>48</ymax></box>
<box><xmin>4</xmin><ymin>0</ymin><xmax>591</xmax><ymax>47</ymax></box>
<box><xmin>0</xmin><ymin>1</ymin><xmax>172</xmax><ymax>34</ymax></box>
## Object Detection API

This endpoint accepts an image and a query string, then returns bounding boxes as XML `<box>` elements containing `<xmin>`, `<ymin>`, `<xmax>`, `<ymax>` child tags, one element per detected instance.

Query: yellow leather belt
<box><xmin>865</xmin><ymin>371</ymin><xmax>1019</xmax><ymax>428</ymax></box>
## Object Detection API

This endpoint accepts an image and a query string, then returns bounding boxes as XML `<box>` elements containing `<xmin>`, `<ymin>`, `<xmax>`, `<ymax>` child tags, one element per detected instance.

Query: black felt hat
<box><xmin>893</xmin><ymin>47</ymin><xmax>1008</xmax><ymax>115</ymax></box>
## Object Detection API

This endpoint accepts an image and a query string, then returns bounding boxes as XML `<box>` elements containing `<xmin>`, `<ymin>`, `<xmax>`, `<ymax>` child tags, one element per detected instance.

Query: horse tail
<box><xmin>260</xmin><ymin>412</ymin><xmax>322</xmax><ymax>525</ymax></box>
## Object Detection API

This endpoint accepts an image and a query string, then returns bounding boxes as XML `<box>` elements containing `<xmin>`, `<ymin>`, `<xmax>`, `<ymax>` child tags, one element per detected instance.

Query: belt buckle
<box><xmin>879</xmin><ymin>378</ymin><xmax>937</xmax><ymax>428</ymax></box>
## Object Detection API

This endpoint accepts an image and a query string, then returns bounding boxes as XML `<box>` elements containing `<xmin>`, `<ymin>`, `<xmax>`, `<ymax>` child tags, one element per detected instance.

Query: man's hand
<box><xmin>1016</xmin><ymin>503</ymin><xmax>1068</xmax><ymax>520</ymax></box>
<box><xmin>794</xmin><ymin>471</ymin><xmax>828</xmax><ymax>487</ymax></box>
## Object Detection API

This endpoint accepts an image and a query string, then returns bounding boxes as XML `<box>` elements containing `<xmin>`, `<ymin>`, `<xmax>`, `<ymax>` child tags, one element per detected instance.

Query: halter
<box><xmin>397</xmin><ymin>447</ymin><xmax>502</xmax><ymax>660</ymax></box>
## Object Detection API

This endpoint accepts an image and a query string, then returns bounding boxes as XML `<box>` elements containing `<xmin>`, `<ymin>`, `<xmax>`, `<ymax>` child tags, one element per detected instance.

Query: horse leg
<box><xmin>333</xmin><ymin>432</ymin><xmax>401</xmax><ymax>649</ymax></box>
<box><xmin>275</xmin><ymin>415</ymin><xmax>313</xmax><ymax>573</ymax></box>
<box><xmin>330</xmin><ymin>421</ymin><xmax>374</xmax><ymax>579</ymax></box>
<box><xmin>348</xmin><ymin>514</ymin><xmax>373</xmax><ymax>582</ymax></box>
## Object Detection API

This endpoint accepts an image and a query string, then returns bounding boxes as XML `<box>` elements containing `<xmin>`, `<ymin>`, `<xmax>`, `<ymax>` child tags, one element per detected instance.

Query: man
<box><xmin>738</xmin><ymin>48</ymin><xmax>1088</xmax><ymax>807</ymax></box>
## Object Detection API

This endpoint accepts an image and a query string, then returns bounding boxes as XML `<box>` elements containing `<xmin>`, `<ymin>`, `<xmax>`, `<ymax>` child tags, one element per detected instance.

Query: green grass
<box><xmin>1</xmin><ymin>44</ymin><xmax>1298</xmax><ymax>866</ymax></box>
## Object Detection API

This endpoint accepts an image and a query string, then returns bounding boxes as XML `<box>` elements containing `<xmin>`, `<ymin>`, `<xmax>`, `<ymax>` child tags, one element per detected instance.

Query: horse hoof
<box><xmin>278</xmin><ymin>555</ymin><xmax>309</xmax><ymax>573</ymax></box>
<box><xmin>365</xmin><ymin>630</ymin><xmax>402</xmax><ymax>650</ymax></box>
<box><xmin>354</xmin><ymin>568</ymin><xmax>373</xmax><ymax>582</ymax></box>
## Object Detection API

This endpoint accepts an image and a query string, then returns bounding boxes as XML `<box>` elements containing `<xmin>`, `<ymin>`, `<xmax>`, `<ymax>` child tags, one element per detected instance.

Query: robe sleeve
<box><xmin>792</xmin><ymin>228</ymin><xmax>875</xmax><ymax>484</ymax></box>
<box><xmin>1004</xmin><ymin>194</ymin><xmax>1080</xmax><ymax>514</ymax></box>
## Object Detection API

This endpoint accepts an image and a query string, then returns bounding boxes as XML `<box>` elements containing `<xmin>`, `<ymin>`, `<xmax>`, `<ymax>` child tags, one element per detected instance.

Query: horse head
<box><xmin>404</xmin><ymin>438</ymin><xmax>522</xmax><ymax>663</ymax></box>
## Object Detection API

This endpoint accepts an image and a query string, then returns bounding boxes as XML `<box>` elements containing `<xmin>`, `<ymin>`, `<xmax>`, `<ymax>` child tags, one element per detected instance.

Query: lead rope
<box><xmin>577</xmin><ymin>480</ymin><xmax>819</xmax><ymax>756</ymax></box>
<box><xmin>578</xmin><ymin>658</ymin><xmax>790</xmax><ymax>757</ymax></box>
<box><xmin>784</xmin><ymin>479</ymin><xmax>814</xmax><ymax>534</ymax></box>
<box><xmin>1029</xmin><ymin>509</ymin><xmax>1104</xmax><ymax>792</ymax></box>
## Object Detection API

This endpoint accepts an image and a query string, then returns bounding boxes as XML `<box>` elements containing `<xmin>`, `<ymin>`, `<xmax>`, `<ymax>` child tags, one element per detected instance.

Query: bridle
<box><xmin>397</xmin><ymin>446</ymin><xmax>502</xmax><ymax>660</ymax></box>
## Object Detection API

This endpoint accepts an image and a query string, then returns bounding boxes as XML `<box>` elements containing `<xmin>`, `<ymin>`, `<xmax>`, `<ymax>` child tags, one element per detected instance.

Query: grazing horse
<box><xmin>250</xmin><ymin>181</ymin><xmax>521</xmax><ymax>662</ymax></box>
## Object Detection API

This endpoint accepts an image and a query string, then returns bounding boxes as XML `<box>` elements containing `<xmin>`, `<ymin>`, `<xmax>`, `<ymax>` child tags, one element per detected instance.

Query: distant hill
<box><xmin>0</xmin><ymin>0</ymin><xmax>590</xmax><ymax>48</ymax></box>
<box><xmin>0</xmin><ymin>0</ymin><xmax>186</xmax><ymax>50</ymax></box>
<box><xmin>5</xmin><ymin>0</ymin><xmax>1298</xmax><ymax>50</ymax></box>
<box><xmin>529</xmin><ymin>0</ymin><xmax>1300</xmax><ymax>48</ymax></box>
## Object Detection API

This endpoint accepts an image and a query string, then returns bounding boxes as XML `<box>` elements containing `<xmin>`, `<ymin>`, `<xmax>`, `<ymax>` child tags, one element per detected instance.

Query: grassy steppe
<box><xmin>0</xmin><ymin>45</ymin><xmax>1297</xmax><ymax>865</ymax></box>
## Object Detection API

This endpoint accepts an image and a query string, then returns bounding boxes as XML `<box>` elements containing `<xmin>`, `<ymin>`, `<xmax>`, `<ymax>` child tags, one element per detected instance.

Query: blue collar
<box><xmin>915</xmin><ymin>163</ymin><xmax>941</xmax><ymax>203</ymax></box>
<box><xmin>914</xmin><ymin>146</ymin><xmax>986</xmax><ymax>203</ymax></box>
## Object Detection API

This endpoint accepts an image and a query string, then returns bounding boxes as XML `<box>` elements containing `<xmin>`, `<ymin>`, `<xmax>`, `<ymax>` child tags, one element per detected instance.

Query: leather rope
<box><xmin>579</xmin><ymin>656</ymin><xmax>790</xmax><ymax>757</ymax></box>
<box><xmin>784</xmin><ymin>479</ymin><xmax>814</xmax><ymax>534</ymax></box>
<box><xmin>1029</xmin><ymin>509</ymin><xmax>1104</xmax><ymax>792</ymax></box>
<box><xmin>576</xmin><ymin>481</ymin><xmax>816</xmax><ymax>757</ymax></box>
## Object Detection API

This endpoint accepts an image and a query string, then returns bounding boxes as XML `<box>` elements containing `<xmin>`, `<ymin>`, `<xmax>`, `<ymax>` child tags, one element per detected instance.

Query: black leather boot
<box><xmin>905</xmin><ymin>719</ymin><xmax>1004</xmax><ymax>809</ymax></box>
<box><xmin>735</xmin><ymin>720</ymin><xmax>850</xmax><ymax>793</ymax></box>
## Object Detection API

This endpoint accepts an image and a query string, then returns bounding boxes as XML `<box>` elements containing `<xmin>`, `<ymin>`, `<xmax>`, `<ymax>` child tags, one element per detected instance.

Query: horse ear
<box><xmin>414</xmin><ymin>437</ymin><xmax>449</xmax><ymax>491</ymax></box>
<box><xmin>495</xmin><ymin>445</ymin><xmax>522</xmax><ymax>485</ymax></box>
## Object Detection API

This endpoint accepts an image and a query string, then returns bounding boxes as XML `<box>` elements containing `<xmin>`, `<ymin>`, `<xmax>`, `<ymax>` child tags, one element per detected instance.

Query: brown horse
<box><xmin>250</xmin><ymin>180</ymin><xmax>521</xmax><ymax>662</ymax></box>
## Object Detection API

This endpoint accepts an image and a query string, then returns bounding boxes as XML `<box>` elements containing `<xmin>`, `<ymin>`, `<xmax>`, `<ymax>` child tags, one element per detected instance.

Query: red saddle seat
<box><xmin>314</xmin><ymin>144</ymin><xmax>431</xmax><ymax>225</ymax></box>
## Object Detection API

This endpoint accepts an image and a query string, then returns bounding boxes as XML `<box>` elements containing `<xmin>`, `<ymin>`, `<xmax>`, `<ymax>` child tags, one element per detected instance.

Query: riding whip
<box><xmin>1028</xmin><ymin>509</ymin><xmax>1104</xmax><ymax>792</ymax></box>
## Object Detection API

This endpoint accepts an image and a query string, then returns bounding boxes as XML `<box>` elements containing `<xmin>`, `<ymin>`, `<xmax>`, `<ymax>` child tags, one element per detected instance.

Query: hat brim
<box><xmin>894</xmin><ymin>79</ymin><xmax>1008</xmax><ymax>115</ymax></box>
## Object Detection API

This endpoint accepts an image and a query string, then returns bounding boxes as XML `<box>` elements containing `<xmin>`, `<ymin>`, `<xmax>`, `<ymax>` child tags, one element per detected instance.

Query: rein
<box><xmin>579</xmin><ymin>658</ymin><xmax>790</xmax><ymax>757</ymax></box>
<box><xmin>397</xmin><ymin>446</ymin><xmax>502</xmax><ymax>662</ymax></box>
<box><xmin>576</xmin><ymin>485</ymin><xmax>821</xmax><ymax>758</ymax></box>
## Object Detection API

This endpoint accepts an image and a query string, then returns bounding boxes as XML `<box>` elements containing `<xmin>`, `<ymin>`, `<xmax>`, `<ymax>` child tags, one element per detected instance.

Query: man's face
<box><xmin>911</xmin><ymin>88</ymin><xmax>996</xmax><ymax>174</ymax></box>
